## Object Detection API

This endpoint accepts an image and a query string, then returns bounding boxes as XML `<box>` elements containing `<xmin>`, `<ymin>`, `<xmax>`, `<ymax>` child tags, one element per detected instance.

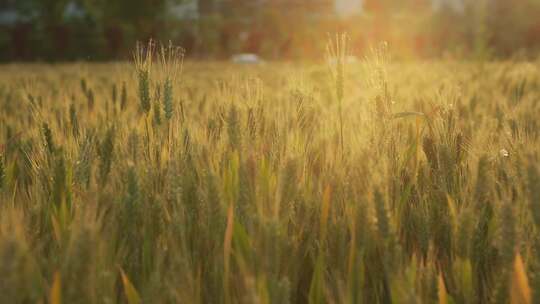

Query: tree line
<box><xmin>0</xmin><ymin>0</ymin><xmax>539</xmax><ymax>61</ymax></box>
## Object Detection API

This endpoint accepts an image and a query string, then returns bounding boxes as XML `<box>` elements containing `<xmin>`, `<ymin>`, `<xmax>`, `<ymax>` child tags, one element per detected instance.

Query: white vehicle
<box><xmin>231</xmin><ymin>53</ymin><xmax>263</xmax><ymax>64</ymax></box>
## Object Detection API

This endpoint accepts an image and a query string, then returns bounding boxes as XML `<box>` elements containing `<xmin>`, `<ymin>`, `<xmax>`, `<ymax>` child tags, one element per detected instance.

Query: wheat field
<box><xmin>0</xmin><ymin>51</ymin><xmax>539</xmax><ymax>303</ymax></box>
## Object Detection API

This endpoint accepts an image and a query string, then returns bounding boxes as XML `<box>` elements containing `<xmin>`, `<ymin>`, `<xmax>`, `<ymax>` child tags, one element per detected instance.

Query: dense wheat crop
<box><xmin>0</xmin><ymin>53</ymin><xmax>539</xmax><ymax>303</ymax></box>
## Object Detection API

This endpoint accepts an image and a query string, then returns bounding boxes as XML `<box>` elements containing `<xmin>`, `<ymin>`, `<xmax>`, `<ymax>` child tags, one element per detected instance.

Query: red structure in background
<box><xmin>10</xmin><ymin>24</ymin><xmax>32</xmax><ymax>60</ymax></box>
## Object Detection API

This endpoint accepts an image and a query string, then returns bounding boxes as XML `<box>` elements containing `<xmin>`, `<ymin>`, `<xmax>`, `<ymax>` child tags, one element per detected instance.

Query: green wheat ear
<box><xmin>121</xmin><ymin>81</ymin><xmax>128</xmax><ymax>111</ymax></box>
<box><xmin>160</xmin><ymin>41</ymin><xmax>184</xmax><ymax>122</ymax></box>
<box><xmin>153</xmin><ymin>86</ymin><xmax>162</xmax><ymax>126</ymax></box>
<box><xmin>98</xmin><ymin>127</ymin><xmax>115</xmax><ymax>185</ymax></box>
<box><xmin>86</xmin><ymin>87</ymin><xmax>95</xmax><ymax>111</ymax></box>
<box><xmin>139</xmin><ymin>69</ymin><xmax>151</xmax><ymax>113</ymax></box>
<box><xmin>153</xmin><ymin>101</ymin><xmax>161</xmax><ymax>126</ymax></box>
<box><xmin>51</xmin><ymin>152</ymin><xmax>67</xmax><ymax>208</ymax></box>
<box><xmin>134</xmin><ymin>40</ymin><xmax>155</xmax><ymax>114</ymax></box>
<box><xmin>42</xmin><ymin>122</ymin><xmax>56</xmax><ymax>155</ymax></box>
<box><xmin>125</xmin><ymin>167</ymin><xmax>139</xmax><ymax>209</ymax></box>
<box><xmin>474</xmin><ymin>155</ymin><xmax>492</xmax><ymax>205</ymax></box>
<box><xmin>127</xmin><ymin>130</ymin><xmax>139</xmax><ymax>163</ymax></box>
<box><xmin>69</xmin><ymin>103</ymin><xmax>79</xmax><ymax>137</ymax></box>
<box><xmin>163</xmin><ymin>78</ymin><xmax>173</xmax><ymax>121</ymax></box>
<box><xmin>75</xmin><ymin>133</ymin><xmax>94</xmax><ymax>189</ymax></box>
<box><xmin>80</xmin><ymin>77</ymin><xmax>87</xmax><ymax>95</ymax></box>
<box><xmin>227</xmin><ymin>104</ymin><xmax>241</xmax><ymax>149</ymax></box>
<box><xmin>112</xmin><ymin>83</ymin><xmax>118</xmax><ymax>104</ymax></box>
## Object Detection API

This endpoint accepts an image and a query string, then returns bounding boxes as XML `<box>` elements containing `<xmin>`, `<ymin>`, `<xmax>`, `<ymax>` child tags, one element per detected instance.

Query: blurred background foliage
<box><xmin>0</xmin><ymin>0</ymin><xmax>539</xmax><ymax>61</ymax></box>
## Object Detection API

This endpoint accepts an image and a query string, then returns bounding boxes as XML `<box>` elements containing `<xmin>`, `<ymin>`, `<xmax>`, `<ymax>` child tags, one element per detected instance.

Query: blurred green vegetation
<box><xmin>0</xmin><ymin>0</ymin><xmax>539</xmax><ymax>60</ymax></box>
